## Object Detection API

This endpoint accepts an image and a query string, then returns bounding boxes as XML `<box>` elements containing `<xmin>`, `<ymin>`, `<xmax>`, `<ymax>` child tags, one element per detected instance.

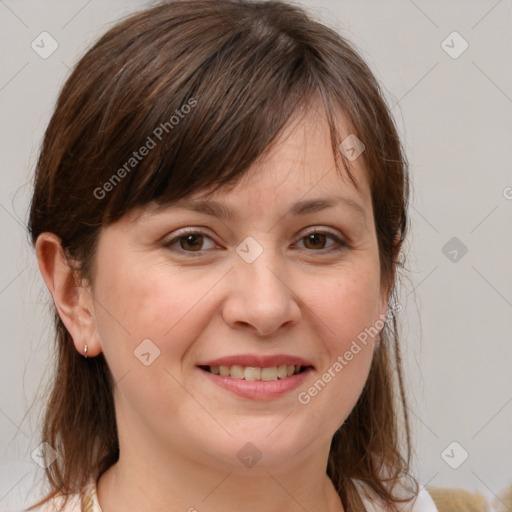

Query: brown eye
<box><xmin>179</xmin><ymin>233</ymin><xmax>204</xmax><ymax>251</ymax></box>
<box><xmin>163</xmin><ymin>230</ymin><xmax>216</xmax><ymax>254</ymax></box>
<box><xmin>298</xmin><ymin>231</ymin><xmax>344</xmax><ymax>252</ymax></box>
<box><xmin>303</xmin><ymin>233</ymin><xmax>328</xmax><ymax>250</ymax></box>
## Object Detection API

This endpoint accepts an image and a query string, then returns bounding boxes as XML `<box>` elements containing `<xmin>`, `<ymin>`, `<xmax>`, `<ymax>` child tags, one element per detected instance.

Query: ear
<box><xmin>377</xmin><ymin>280</ymin><xmax>391</xmax><ymax>325</ymax></box>
<box><xmin>376</xmin><ymin>235</ymin><xmax>401</xmax><ymax>326</ymax></box>
<box><xmin>35</xmin><ymin>232</ymin><xmax>102</xmax><ymax>357</ymax></box>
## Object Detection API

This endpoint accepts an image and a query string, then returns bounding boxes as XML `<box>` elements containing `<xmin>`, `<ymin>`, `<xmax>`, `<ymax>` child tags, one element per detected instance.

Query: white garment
<box><xmin>358</xmin><ymin>481</ymin><xmax>439</xmax><ymax>512</ymax></box>
<box><xmin>33</xmin><ymin>479</ymin><xmax>439</xmax><ymax>512</ymax></box>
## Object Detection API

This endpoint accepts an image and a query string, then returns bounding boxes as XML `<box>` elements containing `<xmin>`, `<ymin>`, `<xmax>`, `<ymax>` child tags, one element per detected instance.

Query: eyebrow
<box><xmin>166</xmin><ymin>195</ymin><xmax>367</xmax><ymax>223</ymax></box>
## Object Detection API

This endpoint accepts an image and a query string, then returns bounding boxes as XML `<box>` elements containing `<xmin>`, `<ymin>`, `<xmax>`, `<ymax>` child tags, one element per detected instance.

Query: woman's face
<box><xmin>86</xmin><ymin>104</ymin><xmax>389</xmax><ymax>472</ymax></box>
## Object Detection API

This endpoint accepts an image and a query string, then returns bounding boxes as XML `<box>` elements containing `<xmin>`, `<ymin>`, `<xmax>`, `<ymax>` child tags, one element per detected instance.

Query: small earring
<box><xmin>83</xmin><ymin>344</ymin><xmax>88</xmax><ymax>358</ymax></box>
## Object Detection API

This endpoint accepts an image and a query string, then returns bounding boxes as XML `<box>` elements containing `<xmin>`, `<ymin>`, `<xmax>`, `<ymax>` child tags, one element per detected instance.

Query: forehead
<box><xmin>210</xmin><ymin>110</ymin><xmax>365</xmax><ymax>209</ymax></box>
<box><xmin>241</xmin><ymin>96</ymin><xmax>365</xmax><ymax>183</ymax></box>
<box><xmin>135</xmin><ymin>98</ymin><xmax>371</xmax><ymax>224</ymax></box>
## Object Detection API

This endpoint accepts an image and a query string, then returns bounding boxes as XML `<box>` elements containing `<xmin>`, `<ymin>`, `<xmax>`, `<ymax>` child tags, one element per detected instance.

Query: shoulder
<box><xmin>29</xmin><ymin>481</ymin><xmax>100</xmax><ymax>512</ymax></box>
<box><xmin>29</xmin><ymin>494</ymin><xmax>81</xmax><ymax>512</ymax></box>
<box><xmin>396</xmin><ymin>487</ymin><xmax>439</xmax><ymax>512</ymax></box>
<box><xmin>353</xmin><ymin>479</ymin><xmax>439</xmax><ymax>512</ymax></box>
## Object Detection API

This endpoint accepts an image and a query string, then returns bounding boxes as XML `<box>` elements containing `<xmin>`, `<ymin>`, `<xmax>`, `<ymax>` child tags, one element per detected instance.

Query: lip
<box><xmin>197</xmin><ymin>354</ymin><xmax>314</xmax><ymax>368</ymax></box>
<box><xmin>199</xmin><ymin>365</ymin><xmax>313</xmax><ymax>400</ymax></box>
<box><xmin>196</xmin><ymin>354</ymin><xmax>315</xmax><ymax>400</ymax></box>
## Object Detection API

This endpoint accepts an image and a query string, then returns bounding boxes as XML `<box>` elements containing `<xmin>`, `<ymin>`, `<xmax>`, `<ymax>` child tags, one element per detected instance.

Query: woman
<box><xmin>28</xmin><ymin>1</ymin><xmax>437</xmax><ymax>511</ymax></box>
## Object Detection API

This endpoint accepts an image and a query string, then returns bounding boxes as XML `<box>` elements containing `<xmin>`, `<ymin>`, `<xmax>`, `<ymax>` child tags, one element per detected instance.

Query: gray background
<box><xmin>1</xmin><ymin>0</ymin><xmax>511</xmax><ymax>510</ymax></box>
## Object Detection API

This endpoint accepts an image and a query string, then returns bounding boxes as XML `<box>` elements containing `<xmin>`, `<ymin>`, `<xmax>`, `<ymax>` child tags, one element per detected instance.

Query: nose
<box><xmin>221</xmin><ymin>243</ymin><xmax>302</xmax><ymax>337</ymax></box>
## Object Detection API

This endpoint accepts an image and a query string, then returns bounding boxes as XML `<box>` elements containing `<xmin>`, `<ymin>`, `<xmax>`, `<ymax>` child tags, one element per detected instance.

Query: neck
<box><xmin>97</xmin><ymin>444</ymin><xmax>344</xmax><ymax>512</ymax></box>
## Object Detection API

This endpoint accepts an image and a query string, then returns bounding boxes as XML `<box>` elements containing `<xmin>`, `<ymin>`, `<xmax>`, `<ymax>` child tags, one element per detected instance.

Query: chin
<box><xmin>191</xmin><ymin>423</ymin><xmax>320</xmax><ymax>471</ymax></box>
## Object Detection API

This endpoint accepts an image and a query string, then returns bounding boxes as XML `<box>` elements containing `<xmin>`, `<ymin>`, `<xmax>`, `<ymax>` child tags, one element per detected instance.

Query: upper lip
<box><xmin>198</xmin><ymin>354</ymin><xmax>314</xmax><ymax>368</ymax></box>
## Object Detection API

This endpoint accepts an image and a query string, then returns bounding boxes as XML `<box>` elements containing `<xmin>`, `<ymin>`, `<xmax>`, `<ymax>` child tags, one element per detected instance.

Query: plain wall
<box><xmin>1</xmin><ymin>1</ymin><xmax>511</xmax><ymax>510</ymax></box>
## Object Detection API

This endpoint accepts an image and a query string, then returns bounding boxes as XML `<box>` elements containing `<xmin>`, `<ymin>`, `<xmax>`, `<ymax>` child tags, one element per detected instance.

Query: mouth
<box><xmin>198</xmin><ymin>364</ymin><xmax>309</xmax><ymax>381</ymax></box>
<box><xmin>196</xmin><ymin>356</ymin><xmax>314</xmax><ymax>399</ymax></box>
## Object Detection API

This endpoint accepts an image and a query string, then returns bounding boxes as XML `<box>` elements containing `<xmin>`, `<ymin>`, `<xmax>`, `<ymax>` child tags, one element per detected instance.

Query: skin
<box><xmin>36</xmin><ymin>99</ymin><xmax>391</xmax><ymax>512</ymax></box>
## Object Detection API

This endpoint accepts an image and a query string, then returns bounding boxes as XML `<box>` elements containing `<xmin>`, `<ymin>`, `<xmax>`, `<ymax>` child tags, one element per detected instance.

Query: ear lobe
<box><xmin>376</xmin><ymin>235</ymin><xmax>401</xmax><ymax>329</ymax></box>
<box><xmin>35</xmin><ymin>232</ymin><xmax>102</xmax><ymax>357</ymax></box>
<box><xmin>377</xmin><ymin>284</ymin><xmax>390</xmax><ymax>326</ymax></box>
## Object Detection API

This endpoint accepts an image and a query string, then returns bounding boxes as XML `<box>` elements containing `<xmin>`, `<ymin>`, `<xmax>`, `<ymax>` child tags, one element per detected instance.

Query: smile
<box><xmin>200</xmin><ymin>364</ymin><xmax>306</xmax><ymax>381</ymax></box>
<box><xmin>198</xmin><ymin>365</ymin><xmax>313</xmax><ymax>400</ymax></box>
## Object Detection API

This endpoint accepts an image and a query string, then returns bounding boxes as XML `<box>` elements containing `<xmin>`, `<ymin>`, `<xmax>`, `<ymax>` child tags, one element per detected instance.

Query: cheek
<box><xmin>90</xmin><ymin>259</ymin><xmax>219</xmax><ymax>430</ymax></box>
<box><xmin>297</xmin><ymin>262</ymin><xmax>381</xmax><ymax>431</ymax></box>
<box><xmin>92</xmin><ymin>255</ymin><xmax>221</xmax><ymax>373</ymax></box>
<box><xmin>318</xmin><ymin>261</ymin><xmax>382</xmax><ymax>351</ymax></box>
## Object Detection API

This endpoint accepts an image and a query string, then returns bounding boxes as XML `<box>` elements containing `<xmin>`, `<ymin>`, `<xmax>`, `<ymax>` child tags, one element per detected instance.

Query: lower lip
<box><xmin>198</xmin><ymin>367</ymin><xmax>313</xmax><ymax>400</ymax></box>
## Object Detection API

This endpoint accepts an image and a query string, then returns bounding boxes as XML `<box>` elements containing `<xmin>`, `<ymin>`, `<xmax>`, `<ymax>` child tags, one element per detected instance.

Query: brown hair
<box><xmin>28</xmin><ymin>1</ymin><xmax>416</xmax><ymax>510</ymax></box>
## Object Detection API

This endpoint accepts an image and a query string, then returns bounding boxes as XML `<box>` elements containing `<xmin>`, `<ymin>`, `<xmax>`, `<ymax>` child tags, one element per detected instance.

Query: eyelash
<box><xmin>162</xmin><ymin>228</ymin><xmax>347</xmax><ymax>256</ymax></box>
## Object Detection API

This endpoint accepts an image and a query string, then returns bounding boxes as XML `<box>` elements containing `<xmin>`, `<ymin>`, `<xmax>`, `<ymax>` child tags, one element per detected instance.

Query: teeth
<box><xmin>230</xmin><ymin>365</ymin><xmax>244</xmax><ymax>379</ymax></box>
<box><xmin>208</xmin><ymin>364</ymin><xmax>303</xmax><ymax>380</ymax></box>
<box><xmin>277</xmin><ymin>365</ymin><xmax>288</xmax><ymax>379</ymax></box>
<box><xmin>261</xmin><ymin>367</ymin><xmax>277</xmax><ymax>381</ymax></box>
<box><xmin>244</xmin><ymin>367</ymin><xmax>261</xmax><ymax>381</ymax></box>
